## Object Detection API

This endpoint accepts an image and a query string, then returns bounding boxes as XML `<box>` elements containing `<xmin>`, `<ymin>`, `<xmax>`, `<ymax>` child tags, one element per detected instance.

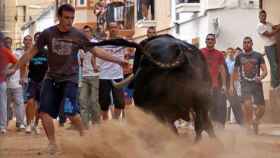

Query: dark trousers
<box><xmin>227</xmin><ymin>95</ymin><xmax>243</xmax><ymax>125</ymax></box>
<box><xmin>210</xmin><ymin>89</ymin><xmax>227</xmax><ymax>126</ymax></box>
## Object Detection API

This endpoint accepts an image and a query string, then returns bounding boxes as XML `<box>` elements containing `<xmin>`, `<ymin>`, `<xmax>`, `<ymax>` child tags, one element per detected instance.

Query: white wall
<box><xmin>22</xmin><ymin>6</ymin><xmax>55</xmax><ymax>41</ymax></box>
<box><xmin>36</xmin><ymin>8</ymin><xmax>56</xmax><ymax>32</ymax></box>
<box><xmin>207</xmin><ymin>8</ymin><xmax>263</xmax><ymax>52</ymax></box>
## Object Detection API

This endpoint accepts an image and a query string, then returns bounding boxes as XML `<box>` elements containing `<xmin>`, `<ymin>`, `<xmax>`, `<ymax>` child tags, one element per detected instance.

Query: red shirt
<box><xmin>201</xmin><ymin>48</ymin><xmax>225</xmax><ymax>88</ymax></box>
<box><xmin>0</xmin><ymin>47</ymin><xmax>17</xmax><ymax>82</ymax></box>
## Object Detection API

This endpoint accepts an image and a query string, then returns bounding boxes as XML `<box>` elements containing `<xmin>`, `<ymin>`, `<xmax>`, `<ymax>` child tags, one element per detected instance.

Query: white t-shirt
<box><xmin>99</xmin><ymin>45</ymin><xmax>125</xmax><ymax>80</ymax></box>
<box><xmin>257</xmin><ymin>22</ymin><xmax>276</xmax><ymax>46</ymax></box>
<box><xmin>7</xmin><ymin>49</ymin><xmax>23</xmax><ymax>89</ymax></box>
<box><xmin>79</xmin><ymin>38</ymin><xmax>100</xmax><ymax>77</ymax></box>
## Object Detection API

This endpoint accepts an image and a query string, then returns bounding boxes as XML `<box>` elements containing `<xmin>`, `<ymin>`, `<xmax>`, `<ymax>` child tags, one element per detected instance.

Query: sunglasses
<box><xmin>206</xmin><ymin>38</ymin><xmax>215</xmax><ymax>41</ymax></box>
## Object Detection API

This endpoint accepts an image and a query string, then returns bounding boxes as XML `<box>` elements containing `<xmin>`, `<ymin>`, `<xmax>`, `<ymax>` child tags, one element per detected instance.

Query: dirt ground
<box><xmin>1</xmin><ymin>107</ymin><xmax>280</xmax><ymax>158</ymax></box>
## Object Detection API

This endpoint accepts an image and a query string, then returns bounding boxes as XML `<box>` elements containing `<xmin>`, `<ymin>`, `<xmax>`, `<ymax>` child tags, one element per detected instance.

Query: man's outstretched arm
<box><xmin>6</xmin><ymin>46</ymin><xmax>38</xmax><ymax>76</ymax></box>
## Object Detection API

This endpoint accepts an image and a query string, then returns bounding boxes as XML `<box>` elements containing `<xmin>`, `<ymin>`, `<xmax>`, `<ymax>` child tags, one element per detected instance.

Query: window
<box><xmin>176</xmin><ymin>0</ymin><xmax>200</xmax><ymax>5</ymax></box>
<box><xmin>103</xmin><ymin>1</ymin><xmax>134</xmax><ymax>29</ymax></box>
<box><xmin>136</xmin><ymin>0</ymin><xmax>155</xmax><ymax>21</ymax></box>
<box><xmin>76</xmin><ymin>0</ymin><xmax>87</xmax><ymax>7</ymax></box>
<box><xmin>176</xmin><ymin>13</ymin><xmax>180</xmax><ymax>21</ymax></box>
<box><xmin>175</xmin><ymin>23</ymin><xmax>180</xmax><ymax>34</ymax></box>
<box><xmin>80</xmin><ymin>0</ymin><xmax>85</xmax><ymax>5</ymax></box>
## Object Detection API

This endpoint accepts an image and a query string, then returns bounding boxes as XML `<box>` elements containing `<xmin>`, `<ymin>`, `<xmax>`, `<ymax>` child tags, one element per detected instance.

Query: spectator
<box><xmin>0</xmin><ymin>32</ymin><xmax>18</xmax><ymax>134</ymax></box>
<box><xmin>257</xmin><ymin>10</ymin><xmax>280</xmax><ymax>89</ymax></box>
<box><xmin>225</xmin><ymin>47</ymin><xmax>243</xmax><ymax>125</ymax></box>
<box><xmin>4</xmin><ymin>37</ymin><xmax>26</xmax><ymax>131</ymax></box>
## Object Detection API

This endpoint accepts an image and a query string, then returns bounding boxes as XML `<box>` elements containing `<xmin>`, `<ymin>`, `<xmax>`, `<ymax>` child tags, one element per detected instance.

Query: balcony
<box><xmin>136</xmin><ymin>19</ymin><xmax>157</xmax><ymax>28</ymax></box>
<box><xmin>176</xmin><ymin>0</ymin><xmax>200</xmax><ymax>13</ymax></box>
<box><xmin>136</xmin><ymin>0</ymin><xmax>156</xmax><ymax>28</ymax></box>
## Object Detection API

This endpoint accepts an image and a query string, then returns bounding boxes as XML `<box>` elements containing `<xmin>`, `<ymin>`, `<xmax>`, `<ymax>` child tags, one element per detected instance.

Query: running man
<box><xmin>229</xmin><ymin>37</ymin><xmax>267</xmax><ymax>134</ymax></box>
<box><xmin>24</xmin><ymin>32</ymin><xmax>48</xmax><ymax>134</ymax></box>
<box><xmin>6</xmin><ymin>4</ymin><xmax>128</xmax><ymax>155</ymax></box>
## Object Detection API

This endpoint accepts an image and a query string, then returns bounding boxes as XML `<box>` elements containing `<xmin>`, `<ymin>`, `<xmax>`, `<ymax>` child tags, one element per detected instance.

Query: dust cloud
<box><xmin>60</xmin><ymin>107</ymin><xmax>280</xmax><ymax>158</ymax></box>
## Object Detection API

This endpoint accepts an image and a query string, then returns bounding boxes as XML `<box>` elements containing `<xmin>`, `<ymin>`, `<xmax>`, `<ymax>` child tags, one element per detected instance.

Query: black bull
<box><xmin>131</xmin><ymin>35</ymin><xmax>216</xmax><ymax>141</ymax></box>
<box><xmin>77</xmin><ymin>35</ymin><xmax>216</xmax><ymax>141</ymax></box>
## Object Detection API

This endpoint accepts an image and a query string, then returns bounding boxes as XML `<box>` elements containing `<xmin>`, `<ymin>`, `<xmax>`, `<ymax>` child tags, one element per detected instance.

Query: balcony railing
<box><xmin>94</xmin><ymin>1</ymin><xmax>134</xmax><ymax>30</ymax></box>
<box><xmin>176</xmin><ymin>0</ymin><xmax>200</xmax><ymax>13</ymax></box>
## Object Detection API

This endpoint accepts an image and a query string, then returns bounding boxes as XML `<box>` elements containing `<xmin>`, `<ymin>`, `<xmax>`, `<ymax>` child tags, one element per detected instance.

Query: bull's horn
<box><xmin>112</xmin><ymin>74</ymin><xmax>135</xmax><ymax>89</ymax></box>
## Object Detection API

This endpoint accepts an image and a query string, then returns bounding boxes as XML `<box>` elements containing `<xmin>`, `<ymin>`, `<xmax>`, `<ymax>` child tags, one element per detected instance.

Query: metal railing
<box><xmin>95</xmin><ymin>0</ymin><xmax>134</xmax><ymax>30</ymax></box>
<box><xmin>176</xmin><ymin>0</ymin><xmax>200</xmax><ymax>5</ymax></box>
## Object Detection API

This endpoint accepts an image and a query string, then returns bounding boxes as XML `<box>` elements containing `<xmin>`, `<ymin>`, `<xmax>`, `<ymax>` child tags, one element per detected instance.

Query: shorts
<box><xmin>99</xmin><ymin>79</ymin><xmax>125</xmax><ymax>111</ymax></box>
<box><xmin>241</xmin><ymin>81</ymin><xmax>265</xmax><ymax>106</ymax></box>
<box><xmin>39</xmin><ymin>79</ymin><xmax>80</xmax><ymax>118</ymax></box>
<box><xmin>26</xmin><ymin>80</ymin><xmax>42</xmax><ymax>102</ymax></box>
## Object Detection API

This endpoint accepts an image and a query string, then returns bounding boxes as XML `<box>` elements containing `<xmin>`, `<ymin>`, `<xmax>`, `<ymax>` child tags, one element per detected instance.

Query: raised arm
<box><xmin>91</xmin><ymin>47</ymin><xmax>127</xmax><ymax>66</ymax></box>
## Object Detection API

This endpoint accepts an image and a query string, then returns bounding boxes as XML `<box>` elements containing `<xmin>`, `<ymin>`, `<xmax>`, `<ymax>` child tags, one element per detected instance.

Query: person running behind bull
<box><xmin>229</xmin><ymin>36</ymin><xmax>267</xmax><ymax>135</ymax></box>
<box><xmin>201</xmin><ymin>33</ymin><xmax>227</xmax><ymax>128</ymax></box>
<box><xmin>24</xmin><ymin>32</ymin><xmax>48</xmax><ymax>134</ymax></box>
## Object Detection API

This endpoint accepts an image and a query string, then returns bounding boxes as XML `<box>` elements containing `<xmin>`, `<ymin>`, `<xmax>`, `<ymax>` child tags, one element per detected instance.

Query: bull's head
<box><xmin>113</xmin><ymin>35</ymin><xmax>196</xmax><ymax>89</ymax></box>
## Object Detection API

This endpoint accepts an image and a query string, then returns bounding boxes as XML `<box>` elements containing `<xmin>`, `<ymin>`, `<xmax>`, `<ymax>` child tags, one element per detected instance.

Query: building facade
<box><xmin>0</xmin><ymin>0</ymin><xmax>54</xmax><ymax>47</ymax></box>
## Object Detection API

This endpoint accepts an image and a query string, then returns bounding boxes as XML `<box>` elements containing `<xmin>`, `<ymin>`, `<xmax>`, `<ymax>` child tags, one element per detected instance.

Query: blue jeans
<box><xmin>0</xmin><ymin>82</ymin><xmax>7</xmax><ymax>129</ymax></box>
<box><xmin>7</xmin><ymin>87</ymin><xmax>25</xmax><ymax>126</ymax></box>
<box><xmin>265</xmin><ymin>45</ymin><xmax>279</xmax><ymax>88</ymax></box>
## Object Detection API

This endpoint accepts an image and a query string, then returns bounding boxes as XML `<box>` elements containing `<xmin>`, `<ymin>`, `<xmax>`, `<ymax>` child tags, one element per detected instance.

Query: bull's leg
<box><xmin>193</xmin><ymin>108</ymin><xmax>203</xmax><ymax>142</ymax></box>
<box><xmin>203</xmin><ymin>109</ymin><xmax>216</xmax><ymax>138</ymax></box>
<box><xmin>193</xmin><ymin>107</ymin><xmax>216</xmax><ymax>141</ymax></box>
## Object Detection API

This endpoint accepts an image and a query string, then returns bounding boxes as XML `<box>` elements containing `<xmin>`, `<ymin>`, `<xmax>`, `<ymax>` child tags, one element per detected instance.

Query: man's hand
<box><xmin>93</xmin><ymin>64</ymin><xmax>100</xmax><ymax>73</ymax></box>
<box><xmin>119</xmin><ymin>59</ymin><xmax>129</xmax><ymax>68</ymax></box>
<box><xmin>228</xmin><ymin>86</ymin><xmax>235</xmax><ymax>96</ymax></box>
<box><xmin>4</xmin><ymin>64</ymin><xmax>18</xmax><ymax>78</ymax></box>
<box><xmin>19</xmin><ymin>78</ymin><xmax>28</xmax><ymax>86</ymax></box>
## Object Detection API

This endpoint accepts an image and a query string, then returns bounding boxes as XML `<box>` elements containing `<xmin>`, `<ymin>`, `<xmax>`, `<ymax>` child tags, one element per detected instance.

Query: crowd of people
<box><xmin>200</xmin><ymin>9</ymin><xmax>280</xmax><ymax>135</ymax></box>
<box><xmin>0</xmin><ymin>3</ymin><xmax>280</xmax><ymax>156</ymax></box>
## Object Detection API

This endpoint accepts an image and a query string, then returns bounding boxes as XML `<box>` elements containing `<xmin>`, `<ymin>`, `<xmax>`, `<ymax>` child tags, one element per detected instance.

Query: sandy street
<box><xmin>1</xmin><ymin>107</ymin><xmax>280</xmax><ymax>158</ymax></box>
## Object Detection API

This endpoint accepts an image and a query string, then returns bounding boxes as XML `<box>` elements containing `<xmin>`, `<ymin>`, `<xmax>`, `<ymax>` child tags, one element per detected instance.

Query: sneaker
<box><xmin>252</xmin><ymin>120</ymin><xmax>259</xmax><ymax>135</ymax></box>
<box><xmin>25</xmin><ymin>125</ymin><xmax>32</xmax><ymax>134</ymax></box>
<box><xmin>48</xmin><ymin>143</ymin><xmax>58</xmax><ymax>155</ymax></box>
<box><xmin>17</xmin><ymin>124</ymin><xmax>25</xmax><ymax>131</ymax></box>
<box><xmin>0</xmin><ymin>128</ymin><xmax>7</xmax><ymax>134</ymax></box>
<box><xmin>33</xmin><ymin>126</ymin><xmax>40</xmax><ymax>135</ymax></box>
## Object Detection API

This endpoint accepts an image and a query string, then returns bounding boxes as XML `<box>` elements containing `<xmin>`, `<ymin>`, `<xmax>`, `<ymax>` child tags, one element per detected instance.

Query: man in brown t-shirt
<box><xmin>6</xmin><ymin>4</ymin><xmax>128</xmax><ymax>155</ymax></box>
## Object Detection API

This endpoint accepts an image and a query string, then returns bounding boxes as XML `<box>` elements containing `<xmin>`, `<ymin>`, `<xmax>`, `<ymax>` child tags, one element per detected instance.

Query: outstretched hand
<box><xmin>4</xmin><ymin>64</ymin><xmax>17</xmax><ymax>78</ymax></box>
<box><xmin>119</xmin><ymin>59</ymin><xmax>130</xmax><ymax>68</ymax></box>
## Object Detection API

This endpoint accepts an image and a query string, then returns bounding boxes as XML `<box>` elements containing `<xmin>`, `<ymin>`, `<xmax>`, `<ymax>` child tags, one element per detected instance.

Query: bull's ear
<box><xmin>168</xmin><ymin>44</ymin><xmax>182</xmax><ymax>57</ymax></box>
<box><xmin>179</xmin><ymin>42</ymin><xmax>197</xmax><ymax>65</ymax></box>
